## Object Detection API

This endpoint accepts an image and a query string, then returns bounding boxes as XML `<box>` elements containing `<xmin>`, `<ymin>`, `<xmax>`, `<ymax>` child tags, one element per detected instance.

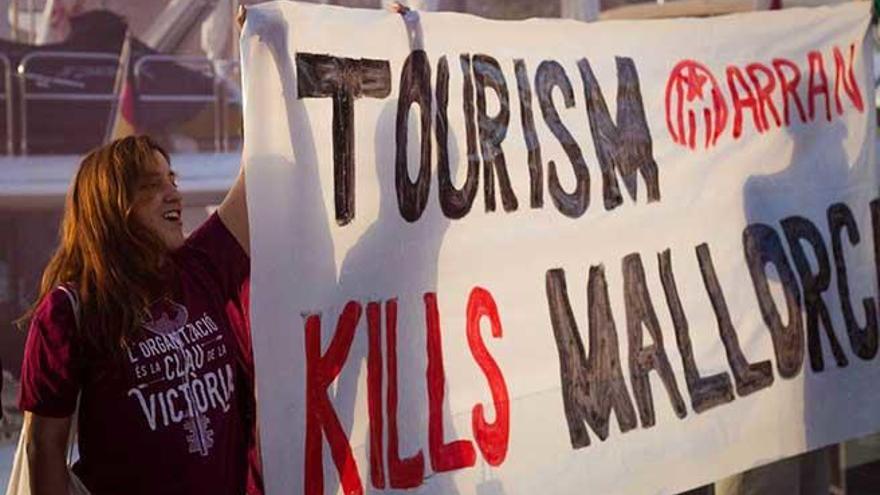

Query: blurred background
<box><xmin>0</xmin><ymin>0</ymin><xmax>876</xmax><ymax>492</ymax></box>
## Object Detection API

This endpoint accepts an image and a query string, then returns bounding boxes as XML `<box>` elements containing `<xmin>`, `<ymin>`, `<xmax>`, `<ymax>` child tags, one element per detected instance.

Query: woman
<box><xmin>18</xmin><ymin>135</ymin><xmax>259</xmax><ymax>495</ymax></box>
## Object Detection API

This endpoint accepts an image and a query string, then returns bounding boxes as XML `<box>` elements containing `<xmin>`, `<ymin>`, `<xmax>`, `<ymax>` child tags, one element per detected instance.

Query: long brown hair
<box><xmin>21</xmin><ymin>135</ymin><xmax>173</xmax><ymax>356</ymax></box>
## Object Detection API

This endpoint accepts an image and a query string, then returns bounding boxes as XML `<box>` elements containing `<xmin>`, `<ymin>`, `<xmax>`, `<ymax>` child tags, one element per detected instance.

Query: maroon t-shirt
<box><xmin>20</xmin><ymin>213</ymin><xmax>260</xmax><ymax>495</ymax></box>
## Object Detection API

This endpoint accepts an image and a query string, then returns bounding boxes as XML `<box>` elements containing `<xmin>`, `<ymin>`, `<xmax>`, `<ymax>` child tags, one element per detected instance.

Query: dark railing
<box><xmin>9</xmin><ymin>51</ymin><xmax>241</xmax><ymax>156</ymax></box>
<box><xmin>0</xmin><ymin>53</ymin><xmax>13</xmax><ymax>155</ymax></box>
<box><xmin>17</xmin><ymin>51</ymin><xmax>119</xmax><ymax>155</ymax></box>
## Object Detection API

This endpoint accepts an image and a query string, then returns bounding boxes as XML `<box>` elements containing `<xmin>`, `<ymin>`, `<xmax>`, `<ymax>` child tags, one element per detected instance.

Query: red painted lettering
<box><xmin>304</xmin><ymin>302</ymin><xmax>364</xmax><ymax>495</ymax></box>
<box><xmin>466</xmin><ymin>287</ymin><xmax>510</xmax><ymax>466</ymax></box>
<box><xmin>366</xmin><ymin>302</ymin><xmax>385</xmax><ymax>489</ymax></box>
<box><xmin>833</xmin><ymin>43</ymin><xmax>864</xmax><ymax>115</ymax></box>
<box><xmin>772</xmin><ymin>58</ymin><xmax>807</xmax><ymax>125</ymax></box>
<box><xmin>425</xmin><ymin>293</ymin><xmax>477</xmax><ymax>473</ymax></box>
<box><xmin>746</xmin><ymin>63</ymin><xmax>782</xmax><ymax>130</ymax></box>
<box><xmin>385</xmin><ymin>299</ymin><xmax>425</xmax><ymax>488</ymax></box>
<box><xmin>807</xmin><ymin>50</ymin><xmax>832</xmax><ymax>122</ymax></box>
<box><xmin>726</xmin><ymin>65</ymin><xmax>764</xmax><ymax>138</ymax></box>
<box><xmin>664</xmin><ymin>59</ymin><xmax>727</xmax><ymax>149</ymax></box>
<box><xmin>670</xmin><ymin>42</ymin><xmax>864</xmax><ymax>150</ymax></box>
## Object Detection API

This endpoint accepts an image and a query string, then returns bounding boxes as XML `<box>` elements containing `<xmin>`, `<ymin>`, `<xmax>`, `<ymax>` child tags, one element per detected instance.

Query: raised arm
<box><xmin>217</xmin><ymin>5</ymin><xmax>250</xmax><ymax>256</ymax></box>
<box><xmin>217</xmin><ymin>166</ymin><xmax>249</xmax><ymax>256</ymax></box>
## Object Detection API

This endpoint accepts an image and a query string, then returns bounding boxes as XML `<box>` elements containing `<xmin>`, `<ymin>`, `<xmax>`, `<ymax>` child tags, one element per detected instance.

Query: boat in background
<box><xmin>0</xmin><ymin>8</ymin><xmax>239</xmax><ymax>156</ymax></box>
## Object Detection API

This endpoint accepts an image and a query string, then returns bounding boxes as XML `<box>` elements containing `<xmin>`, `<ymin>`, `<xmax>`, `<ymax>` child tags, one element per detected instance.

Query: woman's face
<box><xmin>131</xmin><ymin>150</ymin><xmax>185</xmax><ymax>250</ymax></box>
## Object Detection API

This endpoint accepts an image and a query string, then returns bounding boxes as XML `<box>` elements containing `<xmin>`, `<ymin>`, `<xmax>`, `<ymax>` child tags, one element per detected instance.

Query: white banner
<box><xmin>240</xmin><ymin>2</ymin><xmax>879</xmax><ymax>494</ymax></box>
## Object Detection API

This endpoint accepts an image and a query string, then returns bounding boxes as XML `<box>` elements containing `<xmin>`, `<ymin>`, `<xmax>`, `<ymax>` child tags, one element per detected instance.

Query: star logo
<box><xmin>665</xmin><ymin>59</ymin><xmax>728</xmax><ymax>149</ymax></box>
<box><xmin>684</xmin><ymin>65</ymin><xmax>708</xmax><ymax>101</ymax></box>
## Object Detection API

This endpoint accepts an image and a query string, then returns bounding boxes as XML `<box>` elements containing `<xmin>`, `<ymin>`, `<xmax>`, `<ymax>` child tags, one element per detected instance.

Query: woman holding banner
<box><xmin>14</xmin><ymin>134</ymin><xmax>259</xmax><ymax>495</ymax></box>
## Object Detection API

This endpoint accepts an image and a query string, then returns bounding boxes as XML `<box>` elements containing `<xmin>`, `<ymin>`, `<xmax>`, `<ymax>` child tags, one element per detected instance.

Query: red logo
<box><xmin>665</xmin><ymin>44</ymin><xmax>864</xmax><ymax>151</ymax></box>
<box><xmin>665</xmin><ymin>60</ymin><xmax>728</xmax><ymax>150</ymax></box>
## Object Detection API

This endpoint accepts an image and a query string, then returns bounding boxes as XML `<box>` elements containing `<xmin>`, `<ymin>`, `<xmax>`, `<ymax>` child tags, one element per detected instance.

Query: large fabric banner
<box><xmin>240</xmin><ymin>2</ymin><xmax>878</xmax><ymax>493</ymax></box>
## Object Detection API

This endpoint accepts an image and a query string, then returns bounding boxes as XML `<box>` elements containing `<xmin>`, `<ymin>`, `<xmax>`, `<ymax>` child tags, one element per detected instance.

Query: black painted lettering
<box><xmin>622</xmin><ymin>253</ymin><xmax>687</xmax><ymax>426</ymax></box>
<box><xmin>827</xmin><ymin>203</ymin><xmax>878</xmax><ymax>360</ymax></box>
<box><xmin>296</xmin><ymin>53</ymin><xmax>392</xmax><ymax>225</ymax></box>
<box><xmin>578</xmin><ymin>57</ymin><xmax>660</xmax><ymax>210</ymax></box>
<box><xmin>743</xmin><ymin>223</ymin><xmax>806</xmax><ymax>376</ymax></box>
<box><xmin>545</xmin><ymin>267</ymin><xmax>637</xmax><ymax>449</ymax></box>
<box><xmin>473</xmin><ymin>54</ymin><xmax>518</xmax><ymax>212</ymax></box>
<box><xmin>396</xmin><ymin>50</ymin><xmax>433</xmax><ymax>223</ymax></box>
<box><xmin>460</xmin><ymin>55</ymin><xmax>481</xmax><ymax>214</ymax></box>
<box><xmin>536</xmin><ymin>60</ymin><xmax>590</xmax><ymax>218</ymax></box>
<box><xmin>658</xmin><ymin>249</ymin><xmax>734</xmax><ymax>413</ymax></box>
<box><xmin>871</xmin><ymin>199</ymin><xmax>880</xmax><ymax>348</ymax></box>
<box><xmin>514</xmin><ymin>59</ymin><xmax>543</xmax><ymax>209</ymax></box>
<box><xmin>698</xmin><ymin>243</ymin><xmax>774</xmax><ymax>395</ymax></box>
<box><xmin>780</xmin><ymin>216</ymin><xmax>848</xmax><ymax>370</ymax></box>
<box><xmin>437</xmin><ymin>56</ymin><xmax>479</xmax><ymax>219</ymax></box>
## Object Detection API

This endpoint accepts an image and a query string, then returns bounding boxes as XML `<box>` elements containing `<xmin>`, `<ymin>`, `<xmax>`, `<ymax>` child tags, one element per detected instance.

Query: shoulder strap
<box><xmin>55</xmin><ymin>285</ymin><xmax>81</xmax><ymax>464</ymax></box>
<box><xmin>56</xmin><ymin>285</ymin><xmax>81</xmax><ymax>330</ymax></box>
